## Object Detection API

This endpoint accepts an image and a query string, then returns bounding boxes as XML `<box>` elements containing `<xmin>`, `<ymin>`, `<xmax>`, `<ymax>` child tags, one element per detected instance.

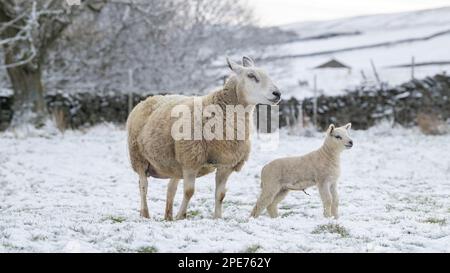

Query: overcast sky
<box><xmin>247</xmin><ymin>0</ymin><xmax>450</xmax><ymax>26</ymax></box>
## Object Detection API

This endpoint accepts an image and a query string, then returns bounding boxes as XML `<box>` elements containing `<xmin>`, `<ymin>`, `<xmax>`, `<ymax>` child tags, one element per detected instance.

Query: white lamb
<box><xmin>251</xmin><ymin>123</ymin><xmax>353</xmax><ymax>219</ymax></box>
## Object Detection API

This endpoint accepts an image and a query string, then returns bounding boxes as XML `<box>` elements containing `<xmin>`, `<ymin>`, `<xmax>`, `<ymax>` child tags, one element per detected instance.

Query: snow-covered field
<box><xmin>1</xmin><ymin>124</ymin><xmax>449</xmax><ymax>252</ymax></box>
<box><xmin>256</xmin><ymin>7</ymin><xmax>450</xmax><ymax>99</ymax></box>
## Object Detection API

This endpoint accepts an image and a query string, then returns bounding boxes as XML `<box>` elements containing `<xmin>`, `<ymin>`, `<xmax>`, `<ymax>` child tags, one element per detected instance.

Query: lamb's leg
<box><xmin>139</xmin><ymin>172</ymin><xmax>150</xmax><ymax>218</ymax></box>
<box><xmin>214</xmin><ymin>167</ymin><xmax>233</xmax><ymax>219</ymax></box>
<box><xmin>165</xmin><ymin>178</ymin><xmax>180</xmax><ymax>221</ymax></box>
<box><xmin>251</xmin><ymin>184</ymin><xmax>280</xmax><ymax>218</ymax></box>
<box><xmin>318</xmin><ymin>181</ymin><xmax>332</xmax><ymax>218</ymax></box>
<box><xmin>176</xmin><ymin>169</ymin><xmax>196</xmax><ymax>220</ymax></box>
<box><xmin>267</xmin><ymin>189</ymin><xmax>289</xmax><ymax>218</ymax></box>
<box><xmin>330</xmin><ymin>182</ymin><xmax>339</xmax><ymax>219</ymax></box>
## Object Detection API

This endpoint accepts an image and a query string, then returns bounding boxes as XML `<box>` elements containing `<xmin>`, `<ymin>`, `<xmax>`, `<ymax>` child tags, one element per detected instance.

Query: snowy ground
<box><xmin>0</xmin><ymin>124</ymin><xmax>449</xmax><ymax>253</ymax></box>
<box><xmin>251</xmin><ymin>7</ymin><xmax>450</xmax><ymax>99</ymax></box>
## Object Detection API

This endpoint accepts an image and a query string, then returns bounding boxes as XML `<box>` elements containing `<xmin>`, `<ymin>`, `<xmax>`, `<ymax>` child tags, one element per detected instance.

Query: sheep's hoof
<box><xmin>250</xmin><ymin>210</ymin><xmax>259</xmax><ymax>218</ymax></box>
<box><xmin>332</xmin><ymin>209</ymin><xmax>339</xmax><ymax>219</ymax></box>
<box><xmin>175</xmin><ymin>213</ymin><xmax>187</xmax><ymax>220</ymax></box>
<box><xmin>323</xmin><ymin>211</ymin><xmax>332</xmax><ymax>218</ymax></box>
<box><xmin>267</xmin><ymin>208</ymin><xmax>279</xmax><ymax>218</ymax></box>
<box><xmin>140</xmin><ymin>209</ymin><xmax>150</xmax><ymax>218</ymax></box>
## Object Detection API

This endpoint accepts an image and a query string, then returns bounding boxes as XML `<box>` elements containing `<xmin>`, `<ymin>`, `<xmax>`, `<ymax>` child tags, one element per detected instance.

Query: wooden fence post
<box><xmin>128</xmin><ymin>69</ymin><xmax>134</xmax><ymax>115</ymax></box>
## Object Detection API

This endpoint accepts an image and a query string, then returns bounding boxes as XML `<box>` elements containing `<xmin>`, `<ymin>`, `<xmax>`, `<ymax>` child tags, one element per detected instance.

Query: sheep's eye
<box><xmin>247</xmin><ymin>73</ymin><xmax>259</xmax><ymax>82</ymax></box>
<box><xmin>335</xmin><ymin>135</ymin><xmax>342</xmax><ymax>140</ymax></box>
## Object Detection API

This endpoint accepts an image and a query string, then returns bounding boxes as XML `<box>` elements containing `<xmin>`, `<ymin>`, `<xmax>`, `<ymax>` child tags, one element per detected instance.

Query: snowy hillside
<box><xmin>283</xmin><ymin>7</ymin><xmax>450</xmax><ymax>35</ymax></box>
<box><xmin>1</xmin><ymin>124</ymin><xmax>449</xmax><ymax>252</ymax></box>
<box><xmin>258</xmin><ymin>7</ymin><xmax>450</xmax><ymax>99</ymax></box>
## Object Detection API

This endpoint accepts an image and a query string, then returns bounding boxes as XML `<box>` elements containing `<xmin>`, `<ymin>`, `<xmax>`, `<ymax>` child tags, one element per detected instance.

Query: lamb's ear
<box><xmin>226</xmin><ymin>57</ymin><xmax>243</xmax><ymax>74</ymax></box>
<box><xmin>242</xmin><ymin>56</ymin><xmax>255</xmax><ymax>67</ymax></box>
<box><xmin>328</xmin><ymin>124</ymin><xmax>335</xmax><ymax>135</ymax></box>
<box><xmin>345</xmin><ymin>123</ymin><xmax>352</xmax><ymax>130</ymax></box>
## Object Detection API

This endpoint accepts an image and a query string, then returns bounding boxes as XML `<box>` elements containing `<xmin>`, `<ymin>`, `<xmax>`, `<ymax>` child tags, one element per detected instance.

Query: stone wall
<box><xmin>280</xmin><ymin>74</ymin><xmax>450</xmax><ymax>130</ymax></box>
<box><xmin>0</xmin><ymin>74</ymin><xmax>449</xmax><ymax>131</ymax></box>
<box><xmin>0</xmin><ymin>89</ymin><xmax>13</xmax><ymax>131</ymax></box>
<box><xmin>45</xmin><ymin>92</ymin><xmax>153</xmax><ymax>129</ymax></box>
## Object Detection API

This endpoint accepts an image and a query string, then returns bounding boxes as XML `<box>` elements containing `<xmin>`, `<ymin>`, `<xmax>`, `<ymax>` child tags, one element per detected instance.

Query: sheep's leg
<box><xmin>139</xmin><ymin>173</ymin><xmax>150</xmax><ymax>218</ymax></box>
<box><xmin>318</xmin><ymin>181</ymin><xmax>332</xmax><ymax>218</ymax></box>
<box><xmin>330</xmin><ymin>182</ymin><xmax>339</xmax><ymax>219</ymax></box>
<box><xmin>165</xmin><ymin>178</ymin><xmax>180</xmax><ymax>221</ymax></box>
<box><xmin>267</xmin><ymin>189</ymin><xmax>289</xmax><ymax>218</ymax></box>
<box><xmin>176</xmin><ymin>169</ymin><xmax>196</xmax><ymax>220</ymax></box>
<box><xmin>250</xmin><ymin>184</ymin><xmax>280</xmax><ymax>218</ymax></box>
<box><xmin>214</xmin><ymin>167</ymin><xmax>233</xmax><ymax>219</ymax></box>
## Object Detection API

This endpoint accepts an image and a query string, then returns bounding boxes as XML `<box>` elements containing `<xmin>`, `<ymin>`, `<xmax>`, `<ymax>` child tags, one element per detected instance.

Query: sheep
<box><xmin>250</xmin><ymin>123</ymin><xmax>353</xmax><ymax>219</ymax></box>
<box><xmin>127</xmin><ymin>56</ymin><xmax>281</xmax><ymax>220</ymax></box>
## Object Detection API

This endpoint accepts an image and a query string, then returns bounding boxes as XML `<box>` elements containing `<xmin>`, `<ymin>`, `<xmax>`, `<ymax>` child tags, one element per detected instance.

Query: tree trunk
<box><xmin>4</xmin><ymin>51</ymin><xmax>45</xmax><ymax>125</ymax></box>
<box><xmin>5</xmin><ymin>59</ymin><xmax>45</xmax><ymax>113</ymax></box>
<box><xmin>1</xmin><ymin>4</ymin><xmax>46</xmax><ymax>126</ymax></box>
<box><xmin>0</xmin><ymin>0</ymin><xmax>105</xmax><ymax>127</ymax></box>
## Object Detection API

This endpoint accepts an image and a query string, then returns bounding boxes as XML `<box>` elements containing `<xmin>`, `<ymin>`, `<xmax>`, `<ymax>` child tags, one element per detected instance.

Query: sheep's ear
<box><xmin>328</xmin><ymin>124</ymin><xmax>335</xmax><ymax>135</ymax></box>
<box><xmin>242</xmin><ymin>56</ymin><xmax>255</xmax><ymax>67</ymax></box>
<box><xmin>226</xmin><ymin>57</ymin><xmax>243</xmax><ymax>74</ymax></box>
<box><xmin>345</xmin><ymin>123</ymin><xmax>352</xmax><ymax>130</ymax></box>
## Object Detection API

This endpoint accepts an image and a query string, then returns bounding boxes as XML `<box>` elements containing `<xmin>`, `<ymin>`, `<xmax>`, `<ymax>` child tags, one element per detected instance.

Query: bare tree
<box><xmin>44</xmin><ymin>0</ymin><xmax>255</xmax><ymax>94</ymax></box>
<box><xmin>0</xmin><ymin>0</ymin><xmax>257</xmax><ymax>127</ymax></box>
<box><xmin>0</xmin><ymin>0</ymin><xmax>104</xmax><ymax>125</ymax></box>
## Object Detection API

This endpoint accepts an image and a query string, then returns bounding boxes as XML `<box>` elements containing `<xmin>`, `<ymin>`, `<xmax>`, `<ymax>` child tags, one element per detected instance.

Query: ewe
<box><xmin>251</xmin><ymin>123</ymin><xmax>353</xmax><ymax>219</ymax></box>
<box><xmin>127</xmin><ymin>56</ymin><xmax>281</xmax><ymax>220</ymax></box>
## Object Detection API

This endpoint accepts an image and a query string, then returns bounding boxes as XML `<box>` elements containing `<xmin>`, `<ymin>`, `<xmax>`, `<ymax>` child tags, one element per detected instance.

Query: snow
<box><xmin>283</xmin><ymin>7</ymin><xmax>450</xmax><ymax>35</ymax></box>
<box><xmin>269</xmin><ymin>26</ymin><xmax>450</xmax><ymax>59</ymax></box>
<box><xmin>255</xmin><ymin>7</ymin><xmax>450</xmax><ymax>100</ymax></box>
<box><xmin>0</xmin><ymin>88</ymin><xmax>13</xmax><ymax>97</ymax></box>
<box><xmin>1</xmin><ymin>124</ymin><xmax>449</xmax><ymax>252</ymax></box>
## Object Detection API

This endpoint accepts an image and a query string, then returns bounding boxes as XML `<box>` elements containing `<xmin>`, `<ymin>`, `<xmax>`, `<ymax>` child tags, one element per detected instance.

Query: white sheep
<box><xmin>251</xmin><ymin>123</ymin><xmax>353</xmax><ymax>219</ymax></box>
<box><xmin>127</xmin><ymin>56</ymin><xmax>281</xmax><ymax>220</ymax></box>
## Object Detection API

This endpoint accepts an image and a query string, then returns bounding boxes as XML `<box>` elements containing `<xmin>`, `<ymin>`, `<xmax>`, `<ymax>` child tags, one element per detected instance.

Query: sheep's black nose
<box><xmin>349</xmin><ymin>140</ymin><xmax>353</xmax><ymax>146</ymax></box>
<box><xmin>272</xmin><ymin>91</ymin><xmax>281</xmax><ymax>99</ymax></box>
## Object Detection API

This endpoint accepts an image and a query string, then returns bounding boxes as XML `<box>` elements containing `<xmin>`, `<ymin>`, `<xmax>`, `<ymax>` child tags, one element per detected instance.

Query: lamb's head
<box><xmin>226</xmin><ymin>56</ymin><xmax>281</xmax><ymax>105</ymax></box>
<box><xmin>326</xmin><ymin>123</ymin><xmax>353</xmax><ymax>151</ymax></box>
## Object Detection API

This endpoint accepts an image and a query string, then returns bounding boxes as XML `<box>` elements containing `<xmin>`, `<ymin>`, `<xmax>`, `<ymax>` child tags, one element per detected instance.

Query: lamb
<box><xmin>250</xmin><ymin>123</ymin><xmax>353</xmax><ymax>219</ymax></box>
<box><xmin>127</xmin><ymin>56</ymin><xmax>281</xmax><ymax>220</ymax></box>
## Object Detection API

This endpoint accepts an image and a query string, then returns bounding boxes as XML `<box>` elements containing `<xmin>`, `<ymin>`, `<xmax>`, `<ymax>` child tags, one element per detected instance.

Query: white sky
<box><xmin>247</xmin><ymin>0</ymin><xmax>450</xmax><ymax>26</ymax></box>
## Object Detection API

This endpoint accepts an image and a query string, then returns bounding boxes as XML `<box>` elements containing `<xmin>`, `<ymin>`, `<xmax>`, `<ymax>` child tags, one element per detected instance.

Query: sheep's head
<box><xmin>226</xmin><ymin>56</ymin><xmax>281</xmax><ymax>106</ymax></box>
<box><xmin>326</xmin><ymin>123</ymin><xmax>353</xmax><ymax>151</ymax></box>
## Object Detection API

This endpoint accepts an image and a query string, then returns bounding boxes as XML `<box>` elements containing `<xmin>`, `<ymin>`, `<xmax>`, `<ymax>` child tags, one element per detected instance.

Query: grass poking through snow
<box><xmin>104</xmin><ymin>215</ymin><xmax>127</xmax><ymax>223</ymax></box>
<box><xmin>423</xmin><ymin>217</ymin><xmax>446</xmax><ymax>226</ymax></box>
<box><xmin>136</xmin><ymin>246</ymin><xmax>158</xmax><ymax>253</ymax></box>
<box><xmin>312</xmin><ymin>224</ymin><xmax>350</xmax><ymax>237</ymax></box>
<box><xmin>244</xmin><ymin>244</ymin><xmax>262</xmax><ymax>253</ymax></box>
